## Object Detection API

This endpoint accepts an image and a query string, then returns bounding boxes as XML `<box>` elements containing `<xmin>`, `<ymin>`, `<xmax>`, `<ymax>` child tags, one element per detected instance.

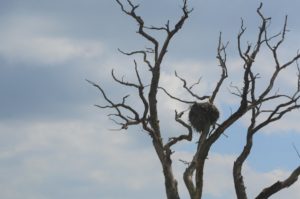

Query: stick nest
<box><xmin>188</xmin><ymin>102</ymin><xmax>219</xmax><ymax>133</ymax></box>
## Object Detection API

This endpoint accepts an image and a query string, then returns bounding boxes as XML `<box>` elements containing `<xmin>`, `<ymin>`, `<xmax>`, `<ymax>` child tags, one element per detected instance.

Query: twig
<box><xmin>175</xmin><ymin>71</ymin><xmax>210</xmax><ymax>101</ymax></box>
<box><xmin>292</xmin><ymin>143</ymin><xmax>300</xmax><ymax>160</ymax></box>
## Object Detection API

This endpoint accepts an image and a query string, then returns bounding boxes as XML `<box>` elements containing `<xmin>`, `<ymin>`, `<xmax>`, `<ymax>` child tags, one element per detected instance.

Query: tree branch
<box><xmin>115</xmin><ymin>0</ymin><xmax>159</xmax><ymax>60</ymax></box>
<box><xmin>164</xmin><ymin>110</ymin><xmax>193</xmax><ymax>149</ymax></box>
<box><xmin>158</xmin><ymin>86</ymin><xmax>195</xmax><ymax>104</ymax></box>
<box><xmin>118</xmin><ymin>48</ymin><xmax>153</xmax><ymax>70</ymax></box>
<box><xmin>87</xmin><ymin>79</ymin><xmax>142</xmax><ymax>130</ymax></box>
<box><xmin>255</xmin><ymin>166</ymin><xmax>300</xmax><ymax>199</ymax></box>
<box><xmin>210</xmin><ymin>32</ymin><xmax>228</xmax><ymax>103</ymax></box>
<box><xmin>111</xmin><ymin>69</ymin><xmax>140</xmax><ymax>88</ymax></box>
<box><xmin>175</xmin><ymin>71</ymin><xmax>210</xmax><ymax>101</ymax></box>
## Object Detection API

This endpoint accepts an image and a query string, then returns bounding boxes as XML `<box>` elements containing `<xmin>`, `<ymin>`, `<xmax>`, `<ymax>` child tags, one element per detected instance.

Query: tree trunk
<box><xmin>152</xmin><ymin>137</ymin><xmax>180</xmax><ymax>199</ymax></box>
<box><xmin>163</xmin><ymin>165</ymin><xmax>180</xmax><ymax>199</ymax></box>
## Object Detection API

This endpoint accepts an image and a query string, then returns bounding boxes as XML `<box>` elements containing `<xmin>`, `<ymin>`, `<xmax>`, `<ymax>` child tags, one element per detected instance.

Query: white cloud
<box><xmin>0</xmin><ymin>119</ymin><xmax>300</xmax><ymax>199</ymax></box>
<box><xmin>0</xmin><ymin>15</ymin><xmax>104</xmax><ymax>65</ymax></box>
<box><xmin>1</xmin><ymin>1</ymin><xmax>300</xmax><ymax>198</ymax></box>
<box><xmin>0</xmin><ymin>120</ymin><xmax>164</xmax><ymax>199</ymax></box>
<box><xmin>0</xmin><ymin>36</ymin><xmax>104</xmax><ymax>65</ymax></box>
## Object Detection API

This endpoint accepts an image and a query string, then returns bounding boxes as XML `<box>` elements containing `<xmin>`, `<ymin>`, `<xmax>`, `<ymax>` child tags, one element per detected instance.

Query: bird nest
<box><xmin>188</xmin><ymin>102</ymin><xmax>219</xmax><ymax>133</ymax></box>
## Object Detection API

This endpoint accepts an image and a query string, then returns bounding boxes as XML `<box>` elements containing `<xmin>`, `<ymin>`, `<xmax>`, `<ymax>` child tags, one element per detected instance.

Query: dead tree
<box><xmin>88</xmin><ymin>1</ymin><xmax>300</xmax><ymax>199</ymax></box>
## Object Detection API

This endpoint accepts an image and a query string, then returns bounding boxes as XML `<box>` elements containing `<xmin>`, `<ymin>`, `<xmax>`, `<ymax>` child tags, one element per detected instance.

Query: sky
<box><xmin>1</xmin><ymin>0</ymin><xmax>300</xmax><ymax>199</ymax></box>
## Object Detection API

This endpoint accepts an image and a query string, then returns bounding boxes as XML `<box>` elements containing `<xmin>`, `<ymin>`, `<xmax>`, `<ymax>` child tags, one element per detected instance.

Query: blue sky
<box><xmin>1</xmin><ymin>0</ymin><xmax>300</xmax><ymax>199</ymax></box>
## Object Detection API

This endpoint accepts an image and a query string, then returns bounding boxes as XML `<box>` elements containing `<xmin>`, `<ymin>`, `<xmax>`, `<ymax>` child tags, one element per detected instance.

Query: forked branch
<box><xmin>210</xmin><ymin>32</ymin><xmax>228</xmax><ymax>103</ymax></box>
<box><xmin>164</xmin><ymin>110</ymin><xmax>193</xmax><ymax>149</ymax></box>
<box><xmin>232</xmin><ymin>4</ymin><xmax>300</xmax><ymax>199</ymax></box>
<box><xmin>175</xmin><ymin>71</ymin><xmax>210</xmax><ymax>101</ymax></box>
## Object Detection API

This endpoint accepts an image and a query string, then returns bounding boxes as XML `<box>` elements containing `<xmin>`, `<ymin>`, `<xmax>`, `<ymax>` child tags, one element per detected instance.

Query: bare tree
<box><xmin>88</xmin><ymin>1</ymin><xmax>300</xmax><ymax>199</ymax></box>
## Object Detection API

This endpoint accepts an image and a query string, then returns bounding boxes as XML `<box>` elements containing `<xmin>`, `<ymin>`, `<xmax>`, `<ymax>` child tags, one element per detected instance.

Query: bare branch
<box><xmin>158</xmin><ymin>86</ymin><xmax>195</xmax><ymax>104</ymax></box>
<box><xmin>297</xmin><ymin>59</ymin><xmax>300</xmax><ymax>92</ymax></box>
<box><xmin>175</xmin><ymin>71</ymin><xmax>210</xmax><ymax>101</ymax></box>
<box><xmin>86</xmin><ymin>79</ymin><xmax>116</xmax><ymax>106</ymax></box>
<box><xmin>179</xmin><ymin>159</ymin><xmax>190</xmax><ymax>166</ymax></box>
<box><xmin>215</xmin><ymin>4</ymin><xmax>270</xmax><ymax>145</ymax></box>
<box><xmin>164</xmin><ymin>110</ymin><xmax>193</xmax><ymax>149</ymax></box>
<box><xmin>237</xmin><ymin>18</ymin><xmax>248</xmax><ymax>63</ymax></box>
<box><xmin>87</xmin><ymin>79</ymin><xmax>142</xmax><ymax>130</ymax></box>
<box><xmin>254</xmin><ymin>102</ymin><xmax>300</xmax><ymax>133</ymax></box>
<box><xmin>233</xmin><ymin>106</ymin><xmax>258</xmax><ymax>199</ymax></box>
<box><xmin>233</xmin><ymin>28</ymin><xmax>300</xmax><ymax>198</ymax></box>
<box><xmin>118</xmin><ymin>48</ymin><xmax>153</xmax><ymax>70</ymax></box>
<box><xmin>155</xmin><ymin>0</ymin><xmax>192</xmax><ymax>65</ymax></box>
<box><xmin>228</xmin><ymin>82</ymin><xmax>243</xmax><ymax>97</ymax></box>
<box><xmin>292</xmin><ymin>143</ymin><xmax>300</xmax><ymax>160</ymax></box>
<box><xmin>111</xmin><ymin>69</ymin><xmax>140</xmax><ymax>88</ymax></box>
<box><xmin>133</xmin><ymin>61</ymin><xmax>150</xmax><ymax>127</ymax></box>
<box><xmin>189</xmin><ymin>77</ymin><xmax>202</xmax><ymax>90</ymax></box>
<box><xmin>273</xmin><ymin>16</ymin><xmax>288</xmax><ymax>52</ymax></box>
<box><xmin>250</xmin><ymin>3</ymin><xmax>271</xmax><ymax>60</ymax></box>
<box><xmin>210</xmin><ymin>32</ymin><xmax>228</xmax><ymax>103</ymax></box>
<box><xmin>256</xmin><ymin>166</ymin><xmax>300</xmax><ymax>199</ymax></box>
<box><xmin>115</xmin><ymin>0</ymin><xmax>159</xmax><ymax>60</ymax></box>
<box><xmin>144</xmin><ymin>24</ymin><xmax>169</xmax><ymax>33</ymax></box>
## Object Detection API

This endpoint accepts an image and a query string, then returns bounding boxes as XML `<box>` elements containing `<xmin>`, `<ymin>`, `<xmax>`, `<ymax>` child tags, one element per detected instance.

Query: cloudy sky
<box><xmin>1</xmin><ymin>0</ymin><xmax>300</xmax><ymax>198</ymax></box>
